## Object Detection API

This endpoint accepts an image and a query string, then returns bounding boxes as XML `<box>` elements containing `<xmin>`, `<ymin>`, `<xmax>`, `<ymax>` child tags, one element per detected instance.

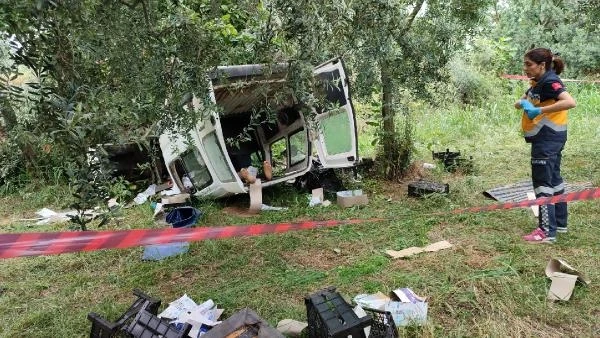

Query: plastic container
<box><xmin>407</xmin><ymin>180</ymin><xmax>449</xmax><ymax>197</ymax></box>
<box><xmin>124</xmin><ymin>306</ymin><xmax>192</xmax><ymax>338</ymax></box>
<box><xmin>88</xmin><ymin>289</ymin><xmax>161</xmax><ymax>338</ymax></box>
<box><xmin>305</xmin><ymin>287</ymin><xmax>372</xmax><ymax>338</ymax></box>
<box><xmin>362</xmin><ymin>308</ymin><xmax>398</xmax><ymax>338</ymax></box>
<box><xmin>165</xmin><ymin>207</ymin><xmax>202</xmax><ymax>228</ymax></box>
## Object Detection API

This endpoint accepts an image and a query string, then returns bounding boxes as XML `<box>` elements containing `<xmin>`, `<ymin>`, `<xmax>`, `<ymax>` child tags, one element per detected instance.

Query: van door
<box><xmin>159</xmin><ymin>94</ymin><xmax>246</xmax><ymax>198</ymax></box>
<box><xmin>312</xmin><ymin>58</ymin><xmax>359</xmax><ymax>168</ymax></box>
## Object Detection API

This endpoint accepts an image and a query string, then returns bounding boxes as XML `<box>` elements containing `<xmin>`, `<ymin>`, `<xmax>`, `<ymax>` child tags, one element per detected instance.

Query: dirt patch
<box><xmin>449</xmin><ymin>237</ymin><xmax>496</xmax><ymax>269</ymax></box>
<box><xmin>377</xmin><ymin>161</ymin><xmax>437</xmax><ymax>200</ymax></box>
<box><xmin>0</xmin><ymin>216</ymin><xmax>13</xmax><ymax>227</ymax></box>
<box><xmin>282</xmin><ymin>244</ymin><xmax>355</xmax><ymax>270</ymax></box>
<box><xmin>222</xmin><ymin>206</ymin><xmax>259</xmax><ymax>218</ymax></box>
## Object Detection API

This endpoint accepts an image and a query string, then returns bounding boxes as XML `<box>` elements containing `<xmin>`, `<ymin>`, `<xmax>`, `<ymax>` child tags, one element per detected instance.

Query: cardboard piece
<box><xmin>386</xmin><ymin>240</ymin><xmax>453</xmax><ymax>259</ymax></box>
<box><xmin>249</xmin><ymin>179</ymin><xmax>262</xmax><ymax>213</ymax></box>
<box><xmin>386</xmin><ymin>288</ymin><xmax>428</xmax><ymax>327</ymax></box>
<box><xmin>276</xmin><ymin>319</ymin><xmax>308</xmax><ymax>337</ymax></box>
<box><xmin>354</xmin><ymin>288</ymin><xmax>428</xmax><ymax>327</ymax></box>
<box><xmin>337</xmin><ymin>190</ymin><xmax>368</xmax><ymax>208</ymax></box>
<box><xmin>527</xmin><ymin>192</ymin><xmax>539</xmax><ymax>217</ymax></box>
<box><xmin>161</xmin><ymin>193</ymin><xmax>190</xmax><ymax>206</ymax></box>
<box><xmin>309</xmin><ymin>188</ymin><xmax>324</xmax><ymax>207</ymax></box>
<box><xmin>202</xmin><ymin>308</ymin><xmax>284</xmax><ymax>338</ymax></box>
<box><xmin>545</xmin><ymin>258</ymin><xmax>590</xmax><ymax>301</ymax></box>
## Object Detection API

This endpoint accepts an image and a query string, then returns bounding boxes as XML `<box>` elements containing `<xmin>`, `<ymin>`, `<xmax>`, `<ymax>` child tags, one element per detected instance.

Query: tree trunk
<box><xmin>380</xmin><ymin>63</ymin><xmax>396</xmax><ymax>156</ymax></box>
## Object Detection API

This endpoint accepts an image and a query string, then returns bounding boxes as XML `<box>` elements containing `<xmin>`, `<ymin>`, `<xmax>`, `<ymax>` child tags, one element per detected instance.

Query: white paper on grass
<box><xmin>170</xmin><ymin>299</ymin><xmax>223</xmax><ymax>338</ymax></box>
<box><xmin>353</xmin><ymin>292</ymin><xmax>390</xmax><ymax>311</ymax></box>
<box><xmin>261</xmin><ymin>204</ymin><xmax>288</xmax><ymax>211</ymax></box>
<box><xmin>134</xmin><ymin>184</ymin><xmax>157</xmax><ymax>204</ymax></box>
<box><xmin>158</xmin><ymin>294</ymin><xmax>198</xmax><ymax>319</ymax></box>
<box><xmin>36</xmin><ymin>208</ymin><xmax>58</xmax><ymax>218</ymax></box>
<box><xmin>34</xmin><ymin>208</ymin><xmax>97</xmax><ymax>225</ymax></box>
<box><xmin>384</xmin><ymin>300</ymin><xmax>427</xmax><ymax>327</ymax></box>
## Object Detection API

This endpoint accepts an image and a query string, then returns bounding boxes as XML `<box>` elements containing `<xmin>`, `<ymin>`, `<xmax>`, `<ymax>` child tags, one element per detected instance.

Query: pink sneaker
<box><xmin>523</xmin><ymin>228</ymin><xmax>555</xmax><ymax>244</ymax></box>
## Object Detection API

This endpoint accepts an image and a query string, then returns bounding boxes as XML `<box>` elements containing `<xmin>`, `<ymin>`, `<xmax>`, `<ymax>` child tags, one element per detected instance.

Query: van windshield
<box><xmin>203</xmin><ymin>132</ymin><xmax>236</xmax><ymax>183</ymax></box>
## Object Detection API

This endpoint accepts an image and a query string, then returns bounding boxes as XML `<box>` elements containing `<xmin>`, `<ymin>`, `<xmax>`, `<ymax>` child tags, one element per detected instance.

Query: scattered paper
<box><xmin>354</xmin><ymin>292</ymin><xmax>389</xmax><ymax>311</ymax></box>
<box><xmin>354</xmin><ymin>288</ymin><xmax>428</xmax><ymax>327</ymax></box>
<box><xmin>159</xmin><ymin>296</ymin><xmax>223</xmax><ymax>337</ymax></box>
<box><xmin>158</xmin><ymin>294</ymin><xmax>198</xmax><ymax>320</ymax></box>
<box><xmin>107</xmin><ymin>198</ymin><xmax>119</xmax><ymax>210</ymax></box>
<box><xmin>134</xmin><ymin>184</ymin><xmax>157</xmax><ymax>204</ymax></box>
<box><xmin>545</xmin><ymin>258</ymin><xmax>590</xmax><ymax>301</ymax></box>
<box><xmin>261</xmin><ymin>204</ymin><xmax>288</xmax><ymax>211</ymax></box>
<box><xmin>386</xmin><ymin>240</ymin><xmax>453</xmax><ymax>259</ymax></box>
<box><xmin>34</xmin><ymin>208</ymin><xmax>98</xmax><ymax>225</ymax></box>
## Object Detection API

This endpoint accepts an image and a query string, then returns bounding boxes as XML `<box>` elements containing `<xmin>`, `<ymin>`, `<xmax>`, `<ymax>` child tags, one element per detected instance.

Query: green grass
<box><xmin>1</xmin><ymin>83</ymin><xmax>599</xmax><ymax>337</ymax></box>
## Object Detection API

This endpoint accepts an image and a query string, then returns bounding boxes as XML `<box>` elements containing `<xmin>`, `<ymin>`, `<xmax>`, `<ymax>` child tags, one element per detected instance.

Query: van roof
<box><xmin>209</xmin><ymin>63</ymin><xmax>289</xmax><ymax>82</ymax></box>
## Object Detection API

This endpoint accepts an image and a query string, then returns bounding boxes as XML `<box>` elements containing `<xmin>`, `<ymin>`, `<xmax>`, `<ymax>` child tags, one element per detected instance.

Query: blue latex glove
<box><xmin>519</xmin><ymin>99</ymin><xmax>542</xmax><ymax>119</ymax></box>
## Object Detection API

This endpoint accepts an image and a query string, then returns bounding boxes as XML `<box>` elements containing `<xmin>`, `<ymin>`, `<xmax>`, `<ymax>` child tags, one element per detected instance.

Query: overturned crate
<box><xmin>305</xmin><ymin>287</ymin><xmax>372</xmax><ymax>338</ymax></box>
<box><xmin>88</xmin><ymin>289</ymin><xmax>161</xmax><ymax>338</ymax></box>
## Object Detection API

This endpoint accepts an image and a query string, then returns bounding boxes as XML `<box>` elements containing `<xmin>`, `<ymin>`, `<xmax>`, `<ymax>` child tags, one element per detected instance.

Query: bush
<box><xmin>0</xmin><ymin>137</ymin><xmax>25</xmax><ymax>192</ymax></box>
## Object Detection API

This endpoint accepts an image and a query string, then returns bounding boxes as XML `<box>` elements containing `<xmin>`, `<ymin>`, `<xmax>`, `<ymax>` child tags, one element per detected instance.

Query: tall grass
<box><xmin>0</xmin><ymin>81</ymin><xmax>599</xmax><ymax>337</ymax></box>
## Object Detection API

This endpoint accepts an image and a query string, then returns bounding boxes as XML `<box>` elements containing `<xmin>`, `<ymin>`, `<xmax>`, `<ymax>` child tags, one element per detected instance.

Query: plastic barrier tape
<box><xmin>0</xmin><ymin>219</ymin><xmax>383</xmax><ymax>259</ymax></box>
<box><xmin>1</xmin><ymin>188</ymin><xmax>599</xmax><ymax>259</ymax></box>
<box><xmin>443</xmin><ymin>187</ymin><xmax>600</xmax><ymax>215</ymax></box>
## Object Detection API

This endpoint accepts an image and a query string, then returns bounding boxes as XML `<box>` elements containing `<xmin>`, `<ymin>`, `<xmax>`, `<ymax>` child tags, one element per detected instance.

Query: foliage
<box><xmin>344</xmin><ymin>0</ymin><xmax>492</xmax><ymax>178</ymax></box>
<box><xmin>0</xmin><ymin>0</ymin><xmax>286</xmax><ymax>223</ymax></box>
<box><xmin>66</xmin><ymin>151</ymin><xmax>111</xmax><ymax>231</ymax></box>
<box><xmin>493</xmin><ymin>0</ymin><xmax>600</xmax><ymax>77</ymax></box>
<box><xmin>432</xmin><ymin>37</ymin><xmax>515</xmax><ymax>106</ymax></box>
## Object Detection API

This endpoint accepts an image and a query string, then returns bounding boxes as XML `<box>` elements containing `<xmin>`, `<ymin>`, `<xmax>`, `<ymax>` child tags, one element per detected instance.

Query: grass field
<box><xmin>1</xmin><ymin>82</ymin><xmax>599</xmax><ymax>337</ymax></box>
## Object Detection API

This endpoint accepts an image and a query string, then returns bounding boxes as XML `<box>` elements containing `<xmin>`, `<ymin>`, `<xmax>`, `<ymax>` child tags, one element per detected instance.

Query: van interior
<box><xmin>214</xmin><ymin>78</ymin><xmax>310</xmax><ymax>185</ymax></box>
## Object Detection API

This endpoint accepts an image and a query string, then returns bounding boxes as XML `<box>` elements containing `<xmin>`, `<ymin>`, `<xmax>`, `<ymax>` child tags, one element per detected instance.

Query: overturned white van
<box><xmin>159</xmin><ymin>57</ymin><xmax>359</xmax><ymax>198</ymax></box>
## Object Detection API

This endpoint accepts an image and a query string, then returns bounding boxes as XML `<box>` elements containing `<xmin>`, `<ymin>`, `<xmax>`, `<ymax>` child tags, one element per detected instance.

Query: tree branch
<box><xmin>405</xmin><ymin>0</ymin><xmax>426</xmax><ymax>32</ymax></box>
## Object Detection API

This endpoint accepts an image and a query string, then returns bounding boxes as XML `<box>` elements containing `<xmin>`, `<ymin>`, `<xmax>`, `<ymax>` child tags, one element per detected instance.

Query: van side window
<box><xmin>179</xmin><ymin>149</ymin><xmax>212</xmax><ymax>191</ymax></box>
<box><xmin>315</xmin><ymin>69</ymin><xmax>347</xmax><ymax>113</ymax></box>
<box><xmin>270</xmin><ymin>137</ymin><xmax>287</xmax><ymax>177</ymax></box>
<box><xmin>289</xmin><ymin>128</ymin><xmax>307</xmax><ymax>166</ymax></box>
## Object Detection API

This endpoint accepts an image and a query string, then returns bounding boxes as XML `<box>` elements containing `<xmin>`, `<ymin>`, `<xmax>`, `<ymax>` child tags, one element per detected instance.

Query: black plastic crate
<box><xmin>123</xmin><ymin>304</ymin><xmax>191</xmax><ymax>338</ymax></box>
<box><xmin>362</xmin><ymin>308</ymin><xmax>398</xmax><ymax>338</ymax></box>
<box><xmin>88</xmin><ymin>289</ymin><xmax>161</xmax><ymax>338</ymax></box>
<box><xmin>407</xmin><ymin>180</ymin><xmax>449</xmax><ymax>197</ymax></box>
<box><xmin>432</xmin><ymin>149</ymin><xmax>474</xmax><ymax>173</ymax></box>
<box><xmin>305</xmin><ymin>287</ymin><xmax>372</xmax><ymax>338</ymax></box>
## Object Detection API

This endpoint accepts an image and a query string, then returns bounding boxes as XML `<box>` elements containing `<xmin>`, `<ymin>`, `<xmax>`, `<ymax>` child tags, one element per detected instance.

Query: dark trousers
<box><xmin>531</xmin><ymin>139</ymin><xmax>568</xmax><ymax>237</ymax></box>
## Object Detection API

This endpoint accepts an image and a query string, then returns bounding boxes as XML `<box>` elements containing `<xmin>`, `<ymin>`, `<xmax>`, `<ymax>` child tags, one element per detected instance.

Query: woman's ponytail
<box><xmin>552</xmin><ymin>55</ymin><xmax>565</xmax><ymax>75</ymax></box>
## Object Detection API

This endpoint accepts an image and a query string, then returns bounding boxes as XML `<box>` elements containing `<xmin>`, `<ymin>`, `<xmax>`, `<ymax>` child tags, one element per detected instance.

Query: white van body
<box><xmin>159</xmin><ymin>57</ymin><xmax>358</xmax><ymax>198</ymax></box>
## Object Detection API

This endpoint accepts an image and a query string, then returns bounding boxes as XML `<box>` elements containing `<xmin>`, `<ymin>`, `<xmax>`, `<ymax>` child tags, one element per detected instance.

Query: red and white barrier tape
<box><xmin>1</xmin><ymin>188</ymin><xmax>598</xmax><ymax>259</ymax></box>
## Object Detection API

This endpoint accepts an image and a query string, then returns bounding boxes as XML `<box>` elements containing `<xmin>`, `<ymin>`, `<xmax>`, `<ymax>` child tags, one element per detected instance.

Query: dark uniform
<box><xmin>522</xmin><ymin>70</ymin><xmax>568</xmax><ymax>238</ymax></box>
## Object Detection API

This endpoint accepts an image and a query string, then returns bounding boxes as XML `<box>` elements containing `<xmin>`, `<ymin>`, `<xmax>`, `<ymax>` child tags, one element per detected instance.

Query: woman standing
<box><xmin>515</xmin><ymin>48</ymin><xmax>576</xmax><ymax>243</ymax></box>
